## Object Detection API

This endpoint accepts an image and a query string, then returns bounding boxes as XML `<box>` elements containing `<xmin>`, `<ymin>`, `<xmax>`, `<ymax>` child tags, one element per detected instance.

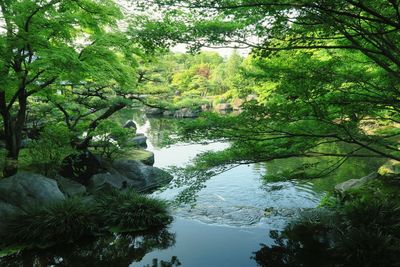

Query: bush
<box><xmin>0</xmin><ymin>191</ymin><xmax>172</xmax><ymax>249</ymax></box>
<box><xmin>26</xmin><ymin>124</ymin><xmax>74</xmax><ymax>176</ymax></box>
<box><xmin>1</xmin><ymin>198</ymin><xmax>98</xmax><ymax>247</ymax></box>
<box><xmin>254</xmin><ymin>196</ymin><xmax>400</xmax><ymax>267</ymax></box>
<box><xmin>95</xmin><ymin>189</ymin><xmax>172</xmax><ymax>232</ymax></box>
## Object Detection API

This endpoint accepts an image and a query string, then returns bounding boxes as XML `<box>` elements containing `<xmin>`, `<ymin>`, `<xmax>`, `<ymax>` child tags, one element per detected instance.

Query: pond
<box><xmin>128</xmin><ymin>113</ymin><xmax>383</xmax><ymax>267</ymax></box>
<box><xmin>0</xmin><ymin>111</ymin><xmax>384</xmax><ymax>267</ymax></box>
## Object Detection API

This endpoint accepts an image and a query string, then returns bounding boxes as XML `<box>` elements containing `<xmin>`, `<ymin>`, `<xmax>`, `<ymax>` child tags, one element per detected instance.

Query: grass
<box><xmin>0</xmin><ymin>190</ymin><xmax>172</xmax><ymax>249</ymax></box>
<box><xmin>1</xmin><ymin>198</ymin><xmax>98</xmax><ymax>247</ymax></box>
<box><xmin>95</xmin><ymin>189</ymin><xmax>172</xmax><ymax>232</ymax></box>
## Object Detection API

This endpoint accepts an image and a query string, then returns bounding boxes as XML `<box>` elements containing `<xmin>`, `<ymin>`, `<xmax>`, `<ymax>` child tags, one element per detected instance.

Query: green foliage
<box><xmin>0</xmin><ymin>191</ymin><xmax>172</xmax><ymax>249</ymax></box>
<box><xmin>254</xmin><ymin>187</ymin><xmax>400</xmax><ymax>267</ymax></box>
<box><xmin>26</xmin><ymin>124</ymin><xmax>74</xmax><ymax>176</ymax></box>
<box><xmin>90</xmin><ymin>120</ymin><xmax>132</xmax><ymax>160</ymax></box>
<box><xmin>1</xmin><ymin>198</ymin><xmax>98</xmax><ymax>247</ymax></box>
<box><xmin>94</xmin><ymin>189</ymin><xmax>172</xmax><ymax>232</ymax></box>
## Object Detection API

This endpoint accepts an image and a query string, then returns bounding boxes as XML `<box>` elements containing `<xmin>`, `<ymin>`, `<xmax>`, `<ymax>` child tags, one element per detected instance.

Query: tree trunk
<box><xmin>2</xmin><ymin>96</ymin><xmax>27</xmax><ymax>177</ymax></box>
<box><xmin>3</xmin><ymin>116</ymin><xmax>20</xmax><ymax>177</ymax></box>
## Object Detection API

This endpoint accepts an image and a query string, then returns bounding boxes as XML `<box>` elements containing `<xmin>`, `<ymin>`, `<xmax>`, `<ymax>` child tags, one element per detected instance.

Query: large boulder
<box><xmin>128</xmin><ymin>134</ymin><xmax>147</xmax><ymax>147</ymax></box>
<box><xmin>54</xmin><ymin>175</ymin><xmax>87</xmax><ymax>197</ymax></box>
<box><xmin>88</xmin><ymin>160</ymin><xmax>173</xmax><ymax>193</ymax></box>
<box><xmin>113</xmin><ymin>160</ymin><xmax>173</xmax><ymax>192</ymax></box>
<box><xmin>87</xmin><ymin>172</ymin><xmax>137</xmax><ymax>194</ymax></box>
<box><xmin>59</xmin><ymin>151</ymin><xmax>103</xmax><ymax>185</ymax></box>
<box><xmin>335</xmin><ymin>172</ymin><xmax>378</xmax><ymax>193</ymax></box>
<box><xmin>0</xmin><ymin>172</ymin><xmax>65</xmax><ymax>232</ymax></box>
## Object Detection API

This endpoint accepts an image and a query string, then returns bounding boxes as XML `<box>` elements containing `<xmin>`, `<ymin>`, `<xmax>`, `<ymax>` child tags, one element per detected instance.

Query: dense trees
<box><xmin>145</xmin><ymin>0</ymin><xmax>400</xmax><ymax>175</ymax></box>
<box><xmin>0</xmin><ymin>0</ymin><xmax>160</xmax><ymax>176</ymax></box>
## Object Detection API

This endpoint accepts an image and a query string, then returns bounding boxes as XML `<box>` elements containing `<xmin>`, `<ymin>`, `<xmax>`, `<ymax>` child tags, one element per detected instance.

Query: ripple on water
<box><xmin>156</xmin><ymin>164</ymin><xmax>322</xmax><ymax>229</ymax></box>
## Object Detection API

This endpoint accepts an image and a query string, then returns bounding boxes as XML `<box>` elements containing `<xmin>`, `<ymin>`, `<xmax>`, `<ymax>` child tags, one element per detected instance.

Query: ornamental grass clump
<box><xmin>1</xmin><ymin>197</ymin><xmax>98</xmax><ymax>247</ymax></box>
<box><xmin>95</xmin><ymin>189</ymin><xmax>172</xmax><ymax>232</ymax></box>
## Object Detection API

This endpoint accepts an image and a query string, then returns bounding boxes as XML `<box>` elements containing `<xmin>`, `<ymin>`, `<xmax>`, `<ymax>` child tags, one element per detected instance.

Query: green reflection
<box><xmin>0</xmin><ymin>228</ymin><xmax>177</xmax><ymax>267</ymax></box>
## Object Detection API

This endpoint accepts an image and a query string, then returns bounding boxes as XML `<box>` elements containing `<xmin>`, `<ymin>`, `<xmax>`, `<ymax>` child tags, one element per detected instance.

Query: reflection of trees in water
<box><xmin>146</xmin><ymin>118</ymin><xmax>181</xmax><ymax>148</ymax></box>
<box><xmin>1</xmin><ymin>228</ymin><xmax>178</xmax><ymax>267</ymax></box>
<box><xmin>252</xmin><ymin>228</ymin><xmax>333</xmax><ymax>267</ymax></box>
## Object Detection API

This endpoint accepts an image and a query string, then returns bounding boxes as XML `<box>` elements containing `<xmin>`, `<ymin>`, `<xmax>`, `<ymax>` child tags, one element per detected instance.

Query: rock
<box><xmin>87</xmin><ymin>172</ymin><xmax>137</xmax><ymax>194</ymax></box>
<box><xmin>214</xmin><ymin>103</ymin><xmax>232</xmax><ymax>113</ymax></box>
<box><xmin>112</xmin><ymin>159</ymin><xmax>173</xmax><ymax>192</ymax></box>
<box><xmin>0</xmin><ymin>172</ymin><xmax>65</xmax><ymax>232</ymax></box>
<box><xmin>174</xmin><ymin>108</ymin><xmax>199</xmax><ymax>118</ymax></box>
<box><xmin>163</xmin><ymin>110</ymin><xmax>175</xmax><ymax>116</ymax></box>
<box><xmin>125</xmin><ymin>149</ymin><xmax>155</xmax><ymax>166</ymax></box>
<box><xmin>140</xmin><ymin>150</ymin><xmax>155</xmax><ymax>166</ymax></box>
<box><xmin>59</xmin><ymin>151</ymin><xmax>103</xmax><ymax>185</ymax></box>
<box><xmin>88</xmin><ymin>159</ymin><xmax>172</xmax><ymax>193</ymax></box>
<box><xmin>54</xmin><ymin>175</ymin><xmax>87</xmax><ymax>197</ymax></box>
<box><xmin>145</xmin><ymin>107</ymin><xmax>163</xmax><ymax>116</ymax></box>
<box><xmin>123</xmin><ymin>120</ymin><xmax>137</xmax><ymax>130</ymax></box>
<box><xmin>232</xmin><ymin>98</ymin><xmax>244</xmax><ymax>110</ymax></box>
<box><xmin>335</xmin><ymin>172</ymin><xmax>378</xmax><ymax>193</ymax></box>
<box><xmin>128</xmin><ymin>134</ymin><xmax>147</xmax><ymax>147</ymax></box>
<box><xmin>246</xmin><ymin>94</ymin><xmax>258</xmax><ymax>101</ymax></box>
<box><xmin>201</xmin><ymin>103</ymin><xmax>211</xmax><ymax>111</ymax></box>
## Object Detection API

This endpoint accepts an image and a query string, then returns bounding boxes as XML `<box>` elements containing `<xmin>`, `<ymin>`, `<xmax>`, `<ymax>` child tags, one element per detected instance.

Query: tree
<box><xmin>0</xmin><ymin>0</ymin><xmax>149</xmax><ymax>177</ymax></box>
<box><xmin>145</xmin><ymin>0</ymin><xmax>400</xmax><ymax>173</ymax></box>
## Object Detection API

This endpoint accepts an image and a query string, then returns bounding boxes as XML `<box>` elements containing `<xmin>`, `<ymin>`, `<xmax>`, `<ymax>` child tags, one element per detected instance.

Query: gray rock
<box><xmin>129</xmin><ymin>134</ymin><xmax>147</xmax><ymax>147</ymax></box>
<box><xmin>141</xmin><ymin>151</ymin><xmax>155</xmax><ymax>166</ymax></box>
<box><xmin>112</xmin><ymin>159</ymin><xmax>173</xmax><ymax>192</ymax></box>
<box><xmin>0</xmin><ymin>172</ymin><xmax>65</xmax><ymax>231</ymax></box>
<box><xmin>123</xmin><ymin>120</ymin><xmax>137</xmax><ymax>129</ymax></box>
<box><xmin>174</xmin><ymin>108</ymin><xmax>199</xmax><ymax>118</ymax></box>
<box><xmin>54</xmin><ymin>175</ymin><xmax>87</xmax><ymax>197</ymax></box>
<box><xmin>335</xmin><ymin>172</ymin><xmax>378</xmax><ymax>193</ymax></box>
<box><xmin>87</xmin><ymin>172</ymin><xmax>139</xmax><ymax>194</ymax></box>
<box><xmin>145</xmin><ymin>107</ymin><xmax>163</xmax><ymax>116</ymax></box>
<box><xmin>163</xmin><ymin>110</ymin><xmax>175</xmax><ymax>116</ymax></box>
<box><xmin>214</xmin><ymin>103</ymin><xmax>232</xmax><ymax>112</ymax></box>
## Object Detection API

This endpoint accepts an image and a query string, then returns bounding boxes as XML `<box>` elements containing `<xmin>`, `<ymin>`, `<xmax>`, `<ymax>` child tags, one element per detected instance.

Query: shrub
<box><xmin>26</xmin><ymin>124</ymin><xmax>74</xmax><ymax>176</ymax></box>
<box><xmin>95</xmin><ymin>189</ymin><xmax>172</xmax><ymax>232</ymax></box>
<box><xmin>0</xmin><ymin>191</ymin><xmax>173</xmax><ymax>250</ymax></box>
<box><xmin>254</xmin><ymin>196</ymin><xmax>400</xmax><ymax>267</ymax></box>
<box><xmin>1</xmin><ymin>198</ymin><xmax>98</xmax><ymax>247</ymax></box>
